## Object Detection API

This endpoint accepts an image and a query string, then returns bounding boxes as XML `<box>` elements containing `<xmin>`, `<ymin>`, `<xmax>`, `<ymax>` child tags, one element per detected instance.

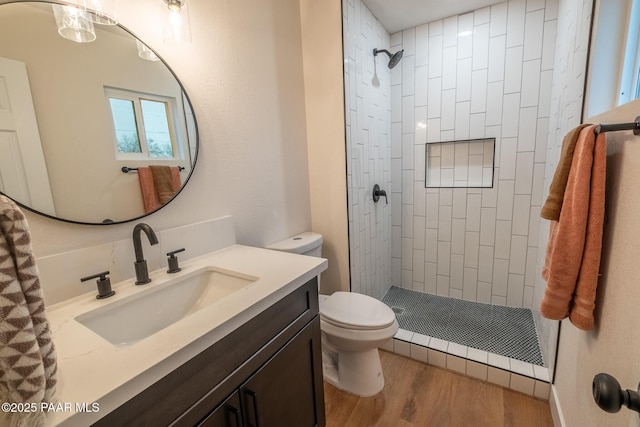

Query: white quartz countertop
<box><xmin>44</xmin><ymin>244</ymin><xmax>327</xmax><ymax>426</ymax></box>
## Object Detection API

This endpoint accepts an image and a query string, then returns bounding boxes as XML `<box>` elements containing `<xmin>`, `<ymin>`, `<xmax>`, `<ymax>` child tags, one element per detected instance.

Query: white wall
<box><xmin>5</xmin><ymin>0</ymin><xmax>313</xmax><ymax>297</ymax></box>
<box><xmin>300</xmin><ymin>0</ymin><xmax>350</xmax><ymax>294</ymax></box>
<box><xmin>342</xmin><ymin>0</ymin><xmax>393</xmax><ymax>299</ymax></box>
<box><xmin>392</xmin><ymin>0</ymin><xmax>557</xmax><ymax>308</ymax></box>
<box><xmin>554</xmin><ymin>98</ymin><xmax>640</xmax><ymax>427</ymax></box>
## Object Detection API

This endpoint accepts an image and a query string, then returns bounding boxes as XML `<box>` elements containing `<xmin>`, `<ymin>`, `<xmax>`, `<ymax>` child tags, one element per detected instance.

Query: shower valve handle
<box><xmin>373</xmin><ymin>184</ymin><xmax>388</xmax><ymax>204</ymax></box>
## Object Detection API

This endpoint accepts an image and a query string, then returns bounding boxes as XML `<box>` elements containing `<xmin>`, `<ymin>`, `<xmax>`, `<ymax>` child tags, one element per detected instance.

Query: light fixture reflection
<box><xmin>83</xmin><ymin>0</ymin><xmax>118</xmax><ymax>25</ymax></box>
<box><xmin>163</xmin><ymin>0</ymin><xmax>191</xmax><ymax>45</ymax></box>
<box><xmin>52</xmin><ymin>4</ymin><xmax>96</xmax><ymax>43</ymax></box>
<box><xmin>136</xmin><ymin>39</ymin><xmax>160</xmax><ymax>61</ymax></box>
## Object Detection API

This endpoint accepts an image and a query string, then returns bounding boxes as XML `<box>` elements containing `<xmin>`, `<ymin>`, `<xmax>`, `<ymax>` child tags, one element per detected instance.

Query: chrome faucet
<box><xmin>132</xmin><ymin>223</ymin><xmax>159</xmax><ymax>285</ymax></box>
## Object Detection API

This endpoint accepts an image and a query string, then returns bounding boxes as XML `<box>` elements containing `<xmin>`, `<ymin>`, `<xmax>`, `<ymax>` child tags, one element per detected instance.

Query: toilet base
<box><xmin>322</xmin><ymin>345</ymin><xmax>385</xmax><ymax>397</ymax></box>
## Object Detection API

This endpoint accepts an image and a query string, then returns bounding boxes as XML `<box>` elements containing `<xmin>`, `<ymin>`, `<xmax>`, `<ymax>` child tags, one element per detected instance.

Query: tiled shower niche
<box><xmin>425</xmin><ymin>138</ymin><xmax>495</xmax><ymax>188</ymax></box>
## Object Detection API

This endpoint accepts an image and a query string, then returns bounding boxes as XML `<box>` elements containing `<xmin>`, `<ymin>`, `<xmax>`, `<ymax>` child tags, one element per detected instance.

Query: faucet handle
<box><xmin>80</xmin><ymin>271</ymin><xmax>115</xmax><ymax>299</ymax></box>
<box><xmin>167</xmin><ymin>248</ymin><xmax>185</xmax><ymax>273</ymax></box>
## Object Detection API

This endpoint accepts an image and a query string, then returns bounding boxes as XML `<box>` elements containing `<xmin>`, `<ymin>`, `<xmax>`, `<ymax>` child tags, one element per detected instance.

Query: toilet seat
<box><xmin>320</xmin><ymin>291</ymin><xmax>396</xmax><ymax>330</ymax></box>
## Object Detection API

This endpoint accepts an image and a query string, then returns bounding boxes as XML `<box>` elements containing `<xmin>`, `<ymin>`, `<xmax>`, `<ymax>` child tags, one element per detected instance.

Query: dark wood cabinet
<box><xmin>200</xmin><ymin>319</ymin><xmax>322</xmax><ymax>427</ymax></box>
<box><xmin>95</xmin><ymin>278</ymin><xmax>325</xmax><ymax>427</ymax></box>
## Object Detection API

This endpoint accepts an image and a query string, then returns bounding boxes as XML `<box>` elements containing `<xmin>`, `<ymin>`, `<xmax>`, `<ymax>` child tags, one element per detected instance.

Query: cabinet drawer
<box><xmin>95</xmin><ymin>278</ymin><xmax>319</xmax><ymax>427</ymax></box>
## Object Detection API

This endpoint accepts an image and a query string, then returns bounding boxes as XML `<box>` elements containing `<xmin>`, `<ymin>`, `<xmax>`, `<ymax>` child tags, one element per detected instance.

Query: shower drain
<box><xmin>391</xmin><ymin>306</ymin><xmax>404</xmax><ymax>315</ymax></box>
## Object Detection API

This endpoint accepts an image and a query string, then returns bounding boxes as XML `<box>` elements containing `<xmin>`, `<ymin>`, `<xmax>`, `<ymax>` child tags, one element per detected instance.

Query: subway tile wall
<box><xmin>342</xmin><ymin>0</ymin><xmax>592</xmax><ymax>377</ymax></box>
<box><xmin>390</xmin><ymin>0</ymin><xmax>559</xmax><ymax>308</ymax></box>
<box><xmin>532</xmin><ymin>0</ymin><xmax>593</xmax><ymax>374</ymax></box>
<box><xmin>343</xmin><ymin>0</ymin><xmax>393</xmax><ymax>300</ymax></box>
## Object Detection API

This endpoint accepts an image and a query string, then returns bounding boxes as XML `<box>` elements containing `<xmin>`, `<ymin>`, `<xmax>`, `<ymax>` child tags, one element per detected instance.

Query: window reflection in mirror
<box><xmin>585</xmin><ymin>0</ymin><xmax>640</xmax><ymax>117</ymax></box>
<box><xmin>107</xmin><ymin>88</ymin><xmax>181</xmax><ymax>160</ymax></box>
<box><xmin>620</xmin><ymin>2</ymin><xmax>640</xmax><ymax>103</ymax></box>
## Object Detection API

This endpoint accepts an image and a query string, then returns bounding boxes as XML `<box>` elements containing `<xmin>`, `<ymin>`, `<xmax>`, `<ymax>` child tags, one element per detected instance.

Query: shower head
<box><xmin>373</xmin><ymin>48</ymin><xmax>404</xmax><ymax>69</ymax></box>
<box><xmin>388</xmin><ymin>50</ymin><xmax>404</xmax><ymax>68</ymax></box>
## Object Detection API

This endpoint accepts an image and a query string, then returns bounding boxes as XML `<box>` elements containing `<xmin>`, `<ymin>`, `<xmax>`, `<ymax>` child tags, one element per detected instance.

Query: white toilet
<box><xmin>267</xmin><ymin>232</ymin><xmax>398</xmax><ymax>397</ymax></box>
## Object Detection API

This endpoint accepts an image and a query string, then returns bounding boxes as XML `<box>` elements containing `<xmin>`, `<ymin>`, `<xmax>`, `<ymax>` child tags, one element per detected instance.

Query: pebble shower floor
<box><xmin>382</xmin><ymin>286</ymin><xmax>544</xmax><ymax>366</ymax></box>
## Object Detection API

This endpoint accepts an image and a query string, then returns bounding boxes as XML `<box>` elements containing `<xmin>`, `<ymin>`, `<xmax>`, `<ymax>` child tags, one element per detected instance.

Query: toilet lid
<box><xmin>320</xmin><ymin>292</ymin><xmax>397</xmax><ymax>330</ymax></box>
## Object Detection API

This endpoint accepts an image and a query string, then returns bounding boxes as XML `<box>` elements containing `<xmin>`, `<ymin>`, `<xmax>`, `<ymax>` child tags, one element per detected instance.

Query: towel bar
<box><xmin>122</xmin><ymin>166</ymin><xmax>186</xmax><ymax>173</ymax></box>
<box><xmin>595</xmin><ymin>116</ymin><xmax>640</xmax><ymax>135</ymax></box>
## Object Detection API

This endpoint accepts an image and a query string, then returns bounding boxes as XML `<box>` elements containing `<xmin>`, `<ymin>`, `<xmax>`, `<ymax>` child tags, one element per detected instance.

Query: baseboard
<box><xmin>550</xmin><ymin>385</ymin><xmax>566</xmax><ymax>427</ymax></box>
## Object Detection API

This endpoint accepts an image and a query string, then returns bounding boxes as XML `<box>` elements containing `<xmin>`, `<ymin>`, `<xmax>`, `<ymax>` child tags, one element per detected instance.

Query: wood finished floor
<box><xmin>324</xmin><ymin>350</ymin><xmax>553</xmax><ymax>427</ymax></box>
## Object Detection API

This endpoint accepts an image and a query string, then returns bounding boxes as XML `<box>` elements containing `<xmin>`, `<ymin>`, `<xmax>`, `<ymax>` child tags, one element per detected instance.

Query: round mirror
<box><xmin>0</xmin><ymin>1</ymin><xmax>198</xmax><ymax>224</ymax></box>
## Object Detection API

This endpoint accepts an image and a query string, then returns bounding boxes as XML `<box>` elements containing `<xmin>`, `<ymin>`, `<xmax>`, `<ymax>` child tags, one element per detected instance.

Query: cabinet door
<box><xmin>199</xmin><ymin>391</ymin><xmax>243</xmax><ymax>427</ymax></box>
<box><xmin>241</xmin><ymin>318</ymin><xmax>325</xmax><ymax>427</ymax></box>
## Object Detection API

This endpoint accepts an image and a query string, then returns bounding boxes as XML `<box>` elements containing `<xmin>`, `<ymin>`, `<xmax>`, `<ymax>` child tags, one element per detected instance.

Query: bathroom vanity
<box><xmin>96</xmin><ymin>279</ymin><xmax>324</xmax><ymax>426</ymax></box>
<box><xmin>46</xmin><ymin>245</ymin><xmax>327</xmax><ymax>427</ymax></box>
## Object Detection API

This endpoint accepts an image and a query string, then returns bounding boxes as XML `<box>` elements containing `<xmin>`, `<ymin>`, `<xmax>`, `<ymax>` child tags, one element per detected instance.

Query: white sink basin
<box><xmin>75</xmin><ymin>267</ymin><xmax>258</xmax><ymax>347</ymax></box>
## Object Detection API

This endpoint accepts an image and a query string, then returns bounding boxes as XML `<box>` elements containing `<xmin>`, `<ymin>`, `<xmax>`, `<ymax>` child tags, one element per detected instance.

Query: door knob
<box><xmin>593</xmin><ymin>373</ymin><xmax>640</xmax><ymax>416</ymax></box>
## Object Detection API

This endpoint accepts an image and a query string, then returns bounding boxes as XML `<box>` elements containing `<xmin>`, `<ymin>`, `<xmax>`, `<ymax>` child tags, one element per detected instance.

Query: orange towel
<box><xmin>138</xmin><ymin>166</ymin><xmax>182</xmax><ymax>213</ymax></box>
<box><xmin>540</xmin><ymin>124</ymin><xmax>590</xmax><ymax>220</ymax></box>
<box><xmin>150</xmin><ymin>165</ymin><xmax>181</xmax><ymax>204</ymax></box>
<box><xmin>540</xmin><ymin>125</ymin><xmax>606</xmax><ymax>330</ymax></box>
<box><xmin>138</xmin><ymin>167</ymin><xmax>158</xmax><ymax>213</ymax></box>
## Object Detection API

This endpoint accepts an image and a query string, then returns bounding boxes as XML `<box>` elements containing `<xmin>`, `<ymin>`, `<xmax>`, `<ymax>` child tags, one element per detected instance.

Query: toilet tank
<box><xmin>266</xmin><ymin>232</ymin><xmax>323</xmax><ymax>258</ymax></box>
